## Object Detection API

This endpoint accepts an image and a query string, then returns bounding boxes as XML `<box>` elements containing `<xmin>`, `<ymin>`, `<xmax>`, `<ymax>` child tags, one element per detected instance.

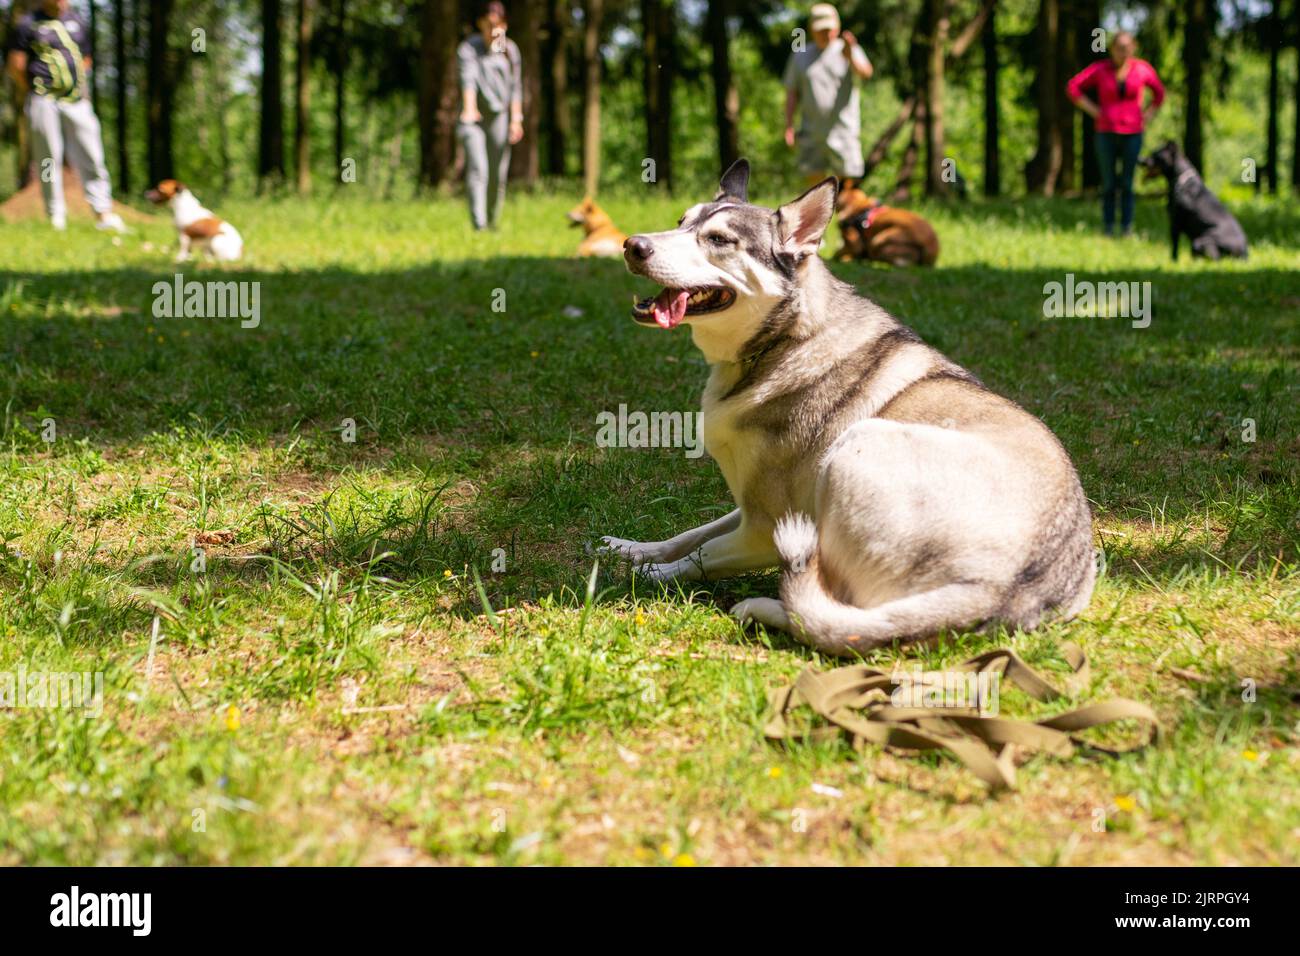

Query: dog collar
<box><xmin>849</xmin><ymin>203</ymin><xmax>883</xmax><ymax>233</ymax></box>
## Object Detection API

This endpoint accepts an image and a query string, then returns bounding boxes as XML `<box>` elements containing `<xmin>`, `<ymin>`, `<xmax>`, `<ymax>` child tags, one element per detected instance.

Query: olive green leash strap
<box><xmin>763</xmin><ymin>642</ymin><xmax>1159</xmax><ymax>791</ymax></box>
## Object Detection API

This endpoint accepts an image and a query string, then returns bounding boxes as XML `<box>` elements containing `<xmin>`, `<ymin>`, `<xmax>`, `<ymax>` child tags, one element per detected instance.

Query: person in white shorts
<box><xmin>5</xmin><ymin>0</ymin><xmax>125</xmax><ymax>232</ymax></box>
<box><xmin>782</xmin><ymin>3</ymin><xmax>874</xmax><ymax>186</ymax></box>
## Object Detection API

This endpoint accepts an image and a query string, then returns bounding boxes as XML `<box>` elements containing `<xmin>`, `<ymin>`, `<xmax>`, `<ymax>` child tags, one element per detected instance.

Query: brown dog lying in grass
<box><xmin>834</xmin><ymin>184</ymin><xmax>939</xmax><ymax>267</ymax></box>
<box><xmin>567</xmin><ymin>196</ymin><xmax>627</xmax><ymax>258</ymax></box>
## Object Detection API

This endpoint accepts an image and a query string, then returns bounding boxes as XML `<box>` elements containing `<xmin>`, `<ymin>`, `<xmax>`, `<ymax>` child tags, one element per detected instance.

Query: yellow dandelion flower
<box><xmin>225</xmin><ymin>704</ymin><xmax>241</xmax><ymax>732</ymax></box>
<box><xmin>673</xmin><ymin>853</ymin><xmax>696</xmax><ymax>867</ymax></box>
<box><xmin>659</xmin><ymin>842</ymin><xmax>674</xmax><ymax>858</ymax></box>
<box><xmin>1114</xmin><ymin>795</ymin><xmax>1136</xmax><ymax>812</ymax></box>
<box><xmin>767</xmin><ymin>766</ymin><xmax>783</xmax><ymax>779</ymax></box>
<box><xmin>443</xmin><ymin>569</ymin><xmax>453</xmax><ymax>578</ymax></box>
<box><xmin>1243</xmin><ymin>749</ymin><xmax>1259</xmax><ymax>762</ymax></box>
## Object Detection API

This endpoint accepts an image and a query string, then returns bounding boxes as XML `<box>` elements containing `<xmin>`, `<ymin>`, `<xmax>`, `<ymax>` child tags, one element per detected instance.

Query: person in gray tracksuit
<box><xmin>4</xmin><ymin>0</ymin><xmax>125</xmax><ymax>232</ymax></box>
<box><xmin>457</xmin><ymin>1</ymin><xmax>523</xmax><ymax>231</ymax></box>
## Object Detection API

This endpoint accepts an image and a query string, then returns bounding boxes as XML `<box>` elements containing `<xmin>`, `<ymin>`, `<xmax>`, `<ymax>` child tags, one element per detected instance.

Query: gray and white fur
<box><xmin>600</xmin><ymin>160</ymin><xmax>1095</xmax><ymax>657</ymax></box>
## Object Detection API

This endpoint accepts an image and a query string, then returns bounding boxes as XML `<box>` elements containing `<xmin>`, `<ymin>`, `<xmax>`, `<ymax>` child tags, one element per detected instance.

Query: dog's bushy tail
<box><xmin>774</xmin><ymin>513</ymin><xmax>996</xmax><ymax>657</ymax></box>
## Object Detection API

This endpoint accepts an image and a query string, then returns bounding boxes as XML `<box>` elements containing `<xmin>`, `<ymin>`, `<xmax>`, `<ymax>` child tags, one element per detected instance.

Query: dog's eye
<box><xmin>705</xmin><ymin>233</ymin><xmax>736</xmax><ymax>246</ymax></box>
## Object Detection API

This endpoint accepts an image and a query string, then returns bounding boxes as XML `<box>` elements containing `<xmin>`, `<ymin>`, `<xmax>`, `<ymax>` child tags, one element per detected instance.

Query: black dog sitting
<box><xmin>1140</xmin><ymin>140</ymin><xmax>1248</xmax><ymax>261</ymax></box>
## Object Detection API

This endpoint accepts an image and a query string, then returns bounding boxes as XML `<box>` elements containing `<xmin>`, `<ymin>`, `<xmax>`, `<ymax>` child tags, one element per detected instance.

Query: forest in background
<box><xmin>1</xmin><ymin>0</ymin><xmax>1298</xmax><ymax>203</ymax></box>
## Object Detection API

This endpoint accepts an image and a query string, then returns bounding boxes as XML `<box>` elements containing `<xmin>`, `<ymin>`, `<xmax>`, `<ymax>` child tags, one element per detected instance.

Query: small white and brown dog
<box><xmin>144</xmin><ymin>179</ymin><xmax>244</xmax><ymax>262</ymax></box>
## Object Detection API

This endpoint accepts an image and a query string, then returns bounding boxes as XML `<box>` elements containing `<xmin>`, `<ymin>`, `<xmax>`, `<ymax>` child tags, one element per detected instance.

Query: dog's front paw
<box><xmin>595</xmin><ymin>536</ymin><xmax>659</xmax><ymax>566</ymax></box>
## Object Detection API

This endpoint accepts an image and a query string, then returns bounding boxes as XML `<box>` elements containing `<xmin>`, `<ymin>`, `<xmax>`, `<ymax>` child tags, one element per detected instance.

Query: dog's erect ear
<box><xmin>775</xmin><ymin>177</ymin><xmax>838</xmax><ymax>259</ymax></box>
<box><xmin>715</xmin><ymin>158</ymin><xmax>750</xmax><ymax>202</ymax></box>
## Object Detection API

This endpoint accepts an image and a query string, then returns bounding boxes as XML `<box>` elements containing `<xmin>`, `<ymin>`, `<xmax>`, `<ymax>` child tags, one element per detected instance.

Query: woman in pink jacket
<box><xmin>1067</xmin><ymin>31</ymin><xmax>1165</xmax><ymax>236</ymax></box>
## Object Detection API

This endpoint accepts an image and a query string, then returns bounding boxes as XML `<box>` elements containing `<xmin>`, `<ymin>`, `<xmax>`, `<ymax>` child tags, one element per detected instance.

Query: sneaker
<box><xmin>51</xmin><ymin>213</ymin><xmax>67</xmax><ymax>231</ymax></box>
<box><xmin>95</xmin><ymin>212</ymin><xmax>127</xmax><ymax>234</ymax></box>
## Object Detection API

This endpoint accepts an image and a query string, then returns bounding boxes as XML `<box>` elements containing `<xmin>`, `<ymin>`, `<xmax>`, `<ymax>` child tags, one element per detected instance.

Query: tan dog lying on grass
<box><xmin>568</xmin><ymin>196</ymin><xmax>627</xmax><ymax>258</ymax></box>
<box><xmin>834</xmin><ymin>183</ymin><xmax>939</xmax><ymax>266</ymax></box>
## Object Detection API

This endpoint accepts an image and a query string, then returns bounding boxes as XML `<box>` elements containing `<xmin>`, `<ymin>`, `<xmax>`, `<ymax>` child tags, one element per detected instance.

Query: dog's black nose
<box><xmin>624</xmin><ymin>236</ymin><xmax>654</xmax><ymax>261</ymax></box>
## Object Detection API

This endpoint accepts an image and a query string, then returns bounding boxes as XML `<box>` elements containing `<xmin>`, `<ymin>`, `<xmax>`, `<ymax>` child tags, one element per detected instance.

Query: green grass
<box><xmin>1</xmin><ymin>184</ymin><xmax>1297</xmax><ymax>865</ymax></box>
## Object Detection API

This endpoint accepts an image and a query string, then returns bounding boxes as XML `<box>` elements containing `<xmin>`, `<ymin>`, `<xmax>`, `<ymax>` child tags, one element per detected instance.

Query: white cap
<box><xmin>810</xmin><ymin>3</ymin><xmax>840</xmax><ymax>31</ymax></box>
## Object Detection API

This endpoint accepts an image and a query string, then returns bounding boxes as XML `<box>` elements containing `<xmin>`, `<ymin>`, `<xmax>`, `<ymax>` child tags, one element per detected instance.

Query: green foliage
<box><xmin>1</xmin><ymin>1</ymin><xmax>1294</xmax><ymax>200</ymax></box>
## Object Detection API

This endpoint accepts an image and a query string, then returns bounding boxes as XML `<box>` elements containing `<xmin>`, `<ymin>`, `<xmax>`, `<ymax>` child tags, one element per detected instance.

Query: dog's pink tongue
<box><xmin>652</xmin><ymin>289</ymin><xmax>690</xmax><ymax>329</ymax></box>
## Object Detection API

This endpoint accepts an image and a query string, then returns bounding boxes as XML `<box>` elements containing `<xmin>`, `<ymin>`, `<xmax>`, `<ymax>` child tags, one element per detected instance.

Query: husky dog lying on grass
<box><xmin>600</xmin><ymin>160</ymin><xmax>1095</xmax><ymax>657</ymax></box>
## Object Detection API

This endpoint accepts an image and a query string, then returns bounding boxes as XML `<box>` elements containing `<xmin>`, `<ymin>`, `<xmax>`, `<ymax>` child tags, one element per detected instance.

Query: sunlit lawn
<box><xmin>0</xmin><ymin>182</ymin><xmax>1297</xmax><ymax>864</ymax></box>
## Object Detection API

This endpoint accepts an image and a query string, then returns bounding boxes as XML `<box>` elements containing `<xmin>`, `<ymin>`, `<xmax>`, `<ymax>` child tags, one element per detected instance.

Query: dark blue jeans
<box><xmin>1095</xmin><ymin>132</ymin><xmax>1143</xmax><ymax>233</ymax></box>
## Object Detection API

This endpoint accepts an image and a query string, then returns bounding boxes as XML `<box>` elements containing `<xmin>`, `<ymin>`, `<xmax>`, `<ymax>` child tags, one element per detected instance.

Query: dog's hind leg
<box><xmin>867</xmin><ymin>229</ymin><xmax>921</xmax><ymax>266</ymax></box>
<box><xmin>882</xmin><ymin>245</ymin><xmax>922</xmax><ymax>267</ymax></box>
<box><xmin>768</xmin><ymin>514</ymin><xmax>999</xmax><ymax>657</ymax></box>
<box><xmin>731</xmin><ymin>597</ymin><xmax>791</xmax><ymax>632</ymax></box>
<box><xmin>1192</xmin><ymin>235</ymin><xmax>1222</xmax><ymax>260</ymax></box>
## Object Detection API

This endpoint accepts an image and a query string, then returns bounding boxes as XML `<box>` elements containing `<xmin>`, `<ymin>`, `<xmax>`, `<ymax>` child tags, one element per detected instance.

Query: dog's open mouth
<box><xmin>631</xmin><ymin>286</ymin><xmax>736</xmax><ymax>328</ymax></box>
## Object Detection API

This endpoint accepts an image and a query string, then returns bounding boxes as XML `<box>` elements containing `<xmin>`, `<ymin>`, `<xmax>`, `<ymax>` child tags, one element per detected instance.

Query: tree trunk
<box><xmin>892</xmin><ymin>101</ymin><xmax>924</xmax><ymax>203</ymax></box>
<box><xmin>642</xmin><ymin>0</ymin><xmax>673</xmax><ymax>191</ymax></box>
<box><xmin>113</xmin><ymin>0</ymin><xmax>130</xmax><ymax>194</ymax></box>
<box><xmin>1025</xmin><ymin>0</ymin><xmax>1062</xmax><ymax>194</ymax></box>
<box><xmin>260</xmin><ymin>0</ymin><xmax>285</xmax><ymax>189</ymax></box>
<box><xmin>383</xmin><ymin>130</ymin><xmax>404</xmax><ymax>199</ymax></box>
<box><xmin>295</xmin><ymin>0</ymin><xmax>313</xmax><ymax>193</ymax></box>
<box><xmin>1053</xmin><ymin>0</ymin><xmax>1078</xmax><ymax>193</ymax></box>
<box><xmin>863</xmin><ymin>96</ymin><xmax>915</xmax><ymax>178</ymax></box>
<box><xmin>417</xmin><ymin>0</ymin><xmax>458</xmax><ymax>189</ymax></box>
<box><xmin>582</xmin><ymin>0</ymin><xmax>603</xmax><ymax>195</ymax></box>
<box><xmin>1183</xmin><ymin>0</ymin><xmax>1207</xmax><ymax>173</ymax></box>
<box><xmin>193</xmin><ymin>54</ymin><xmax>209</xmax><ymax>154</ymax></box>
<box><xmin>7</xmin><ymin>0</ymin><xmax>31</xmax><ymax>188</ymax></box>
<box><xmin>334</xmin><ymin>0</ymin><xmax>346</xmax><ymax>178</ymax></box>
<box><xmin>658</xmin><ymin>3</ymin><xmax>675</xmax><ymax>192</ymax></box>
<box><xmin>922</xmin><ymin>0</ymin><xmax>949</xmax><ymax>197</ymax></box>
<box><xmin>511</xmin><ymin>0</ymin><xmax>541</xmax><ymax>185</ymax></box>
<box><xmin>147</xmin><ymin>0</ymin><xmax>174</xmax><ymax>182</ymax></box>
<box><xmin>212</xmin><ymin>18</ymin><xmax>231</xmax><ymax>194</ymax></box>
<box><xmin>87</xmin><ymin>0</ymin><xmax>99</xmax><ymax>115</ymax></box>
<box><xmin>707</xmin><ymin>0</ymin><xmax>739</xmax><ymax>173</ymax></box>
<box><xmin>1264</xmin><ymin>1</ymin><xmax>1279</xmax><ymax>194</ymax></box>
<box><xmin>543</xmin><ymin>0</ymin><xmax>569</xmax><ymax>175</ymax></box>
<box><xmin>881</xmin><ymin>0</ymin><xmax>990</xmax><ymax>194</ymax></box>
<box><xmin>982</xmin><ymin>1</ymin><xmax>999</xmax><ymax>196</ymax></box>
<box><xmin>1293</xmin><ymin>0</ymin><xmax>1300</xmax><ymax>189</ymax></box>
<box><xmin>1074</xmin><ymin>0</ymin><xmax>1099</xmax><ymax>189</ymax></box>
